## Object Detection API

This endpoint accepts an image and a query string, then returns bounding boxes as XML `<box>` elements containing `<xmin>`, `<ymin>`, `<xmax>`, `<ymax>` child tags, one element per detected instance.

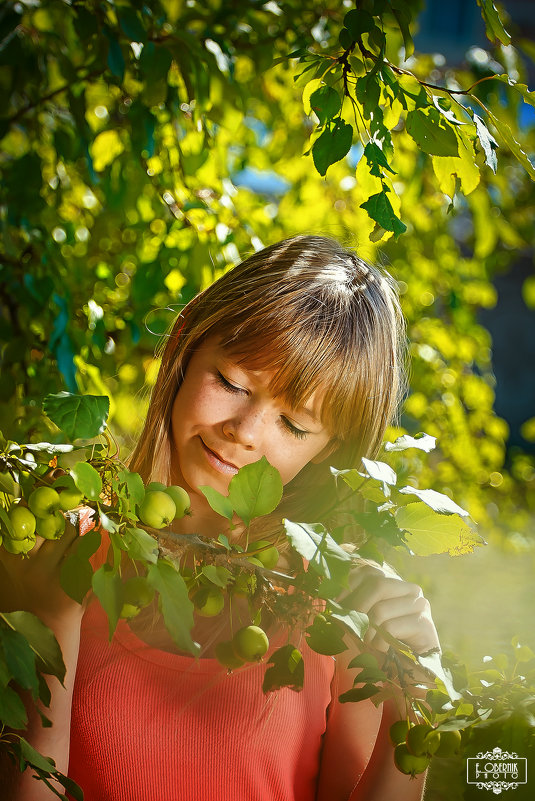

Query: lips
<box><xmin>199</xmin><ymin>438</ymin><xmax>239</xmax><ymax>476</ymax></box>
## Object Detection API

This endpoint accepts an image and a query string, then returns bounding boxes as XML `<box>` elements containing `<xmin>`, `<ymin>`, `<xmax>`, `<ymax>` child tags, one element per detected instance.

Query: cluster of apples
<box><xmin>137</xmin><ymin>482</ymin><xmax>190</xmax><ymax>529</ymax></box>
<box><xmin>3</xmin><ymin>479</ymin><xmax>83</xmax><ymax>554</ymax></box>
<box><xmin>389</xmin><ymin>719</ymin><xmax>462</xmax><ymax>776</ymax></box>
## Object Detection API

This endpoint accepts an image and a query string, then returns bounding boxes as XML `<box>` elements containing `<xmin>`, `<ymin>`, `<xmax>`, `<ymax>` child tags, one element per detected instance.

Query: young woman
<box><xmin>2</xmin><ymin>235</ymin><xmax>439</xmax><ymax>800</ymax></box>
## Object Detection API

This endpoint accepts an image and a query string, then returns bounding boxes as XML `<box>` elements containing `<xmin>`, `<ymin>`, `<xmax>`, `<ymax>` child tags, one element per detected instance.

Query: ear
<box><xmin>310</xmin><ymin>439</ymin><xmax>339</xmax><ymax>464</ymax></box>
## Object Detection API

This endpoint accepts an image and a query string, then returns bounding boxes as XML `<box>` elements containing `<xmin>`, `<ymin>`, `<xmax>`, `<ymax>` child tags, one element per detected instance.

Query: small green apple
<box><xmin>8</xmin><ymin>505</ymin><xmax>36</xmax><ymax>540</ymax></box>
<box><xmin>215</xmin><ymin>640</ymin><xmax>245</xmax><ymax>671</ymax></box>
<box><xmin>3</xmin><ymin>534</ymin><xmax>36</xmax><ymax>555</ymax></box>
<box><xmin>249</xmin><ymin>540</ymin><xmax>279</xmax><ymax>570</ymax></box>
<box><xmin>164</xmin><ymin>485</ymin><xmax>190</xmax><ymax>518</ymax></box>
<box><xmin>138</xmin><ymin>490</ymin><xmax>176</xmax><ymax>529</ymax></box>
<box><xmin>54</xmin><ymin>476</ymin><xmax>84</xmax><ymax>511</ymax></box>
<box><xmin>37</xmin><ymin>511</ymin><xmax>66</xmax><ymax>540</ymax></box>
<box><xmin>28</xmin><ymin>486</ymin><xmax>61</xmax><ymax>518</ymax></box>
<box><xmin>193</xmin><ymin>587</ymin><xmax>225</xmax><ymax>617</ymax></box>
<box><xmin>233</xmin><ymin>625</ymin><xmax>269</xmax><ymax>662</ymax></box>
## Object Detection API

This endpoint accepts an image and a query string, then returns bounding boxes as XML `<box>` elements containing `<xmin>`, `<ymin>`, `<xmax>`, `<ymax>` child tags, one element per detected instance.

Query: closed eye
<box><xmin>280</xmin><ymin>416</ymin><xmax>309</xmax><ymax>440</ymax></box>
<box><xmin>216</xmin><ymin>371</ymin><xmax>245</xmax><ymax>395</ymax></box>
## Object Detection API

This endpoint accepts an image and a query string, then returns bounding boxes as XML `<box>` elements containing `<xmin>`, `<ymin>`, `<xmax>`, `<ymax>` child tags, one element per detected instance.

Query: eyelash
<box><xmin>216</xmin><ymin>372</ymin><xmax>309</xmax><ymax>440</ymax></box>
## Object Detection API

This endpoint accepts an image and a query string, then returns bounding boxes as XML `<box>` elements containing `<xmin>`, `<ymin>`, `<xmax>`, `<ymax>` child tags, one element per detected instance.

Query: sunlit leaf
<box><xmin>43</xmin><ymin>392</ymin><xmax>109</xmax><ymax>439</ymax></box>
<box><xmin>395</xmin><ymin>502</ymin><xmax>482</xmax><ymax>555</ymax></box>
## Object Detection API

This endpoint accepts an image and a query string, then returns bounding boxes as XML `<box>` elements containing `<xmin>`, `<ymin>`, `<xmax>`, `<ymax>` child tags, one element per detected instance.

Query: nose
<box><xmin>222</xmin><ymin>406</ymin><xmax>265</xmax><ymax>450</ymax></box>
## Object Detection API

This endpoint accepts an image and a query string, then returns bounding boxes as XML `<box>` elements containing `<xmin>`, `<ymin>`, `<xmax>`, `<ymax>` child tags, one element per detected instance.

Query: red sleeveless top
<box><xmin>69</xmin><ymin>516</ymin><xmax>381</xmax><ymax>800</ymax></box>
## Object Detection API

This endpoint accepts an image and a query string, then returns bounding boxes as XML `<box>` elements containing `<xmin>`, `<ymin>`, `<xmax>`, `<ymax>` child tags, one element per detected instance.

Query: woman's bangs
<box><xmin>216</xmin><ymin>315</ymin><xmax>360</xmax><ymax>438</ymax></box>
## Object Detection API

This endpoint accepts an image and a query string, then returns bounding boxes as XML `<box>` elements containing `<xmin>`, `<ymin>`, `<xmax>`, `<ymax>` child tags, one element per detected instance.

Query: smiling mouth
<box><xmin>199</xmin><ymin>438</ymin><xmax>239</xmax><ymax>476</ymax></box>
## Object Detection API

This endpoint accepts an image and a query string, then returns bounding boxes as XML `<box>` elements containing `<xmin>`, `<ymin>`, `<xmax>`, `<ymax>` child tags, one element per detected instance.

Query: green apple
<box><xmin>145</xmin><ymin>481</ymin><xmax>167</xmax><ymax>493</ymax></box>
<box><xmin>8</xmin><ymin>505</ymin><xmax>36</xmax><ymax>540</ymax></box>
<box><xmin>54</xmin><ymin>476</ymin><xmax>84</xmax><ymax>511</ymax></box>
<box><xmin>249</xmin><ymin>540</ymin><xmax>279</xmax><ymax>570</ymax></box>
<box><xmin>37</xmin><ymin>511</ymin><xmax>66</xmax><ymax>540</ymax></box>
<box><xmin>164</xmin><ymin>485</ymin><xmax>190</xmax><ymax>518</ymax></box>
<box><xmin>122</xmin><ymin>576</ymin><xmax>155</xmax><ymax>607</ymax></box>
<box><xmin>28</xmin><ymin>486</ymin><xmax>61</xmax><ymax>518</ymax></box>
<box><xmin>232</xmin><ymin>625</ymin><xmax>269</xmax><ymax>662</ymax></box>
<box><xmin>389</xmin><ymin>719</ymin><xmax>411</xmax><ymax>746</ymax></box>
<box><xmin>215</xmin><ymin>640</ymin><xmax>245</xmax><ymax>671</ymax></box>
<box><xmin>193</xmin><ymin>587</ymin><xmax>225</xmax><ymax>617</ymax></box>
<box><xmin>138</xmin><ymin>490</ymin><xmax>176</xmax><ymax>529</ymax></box>
<box><xmin>394</xmin><ymin>743</ymin><xmax>430</xmax><ymax>776</ymax></box>
<box><xmin>406</xmin><ymin>723</ymin><xmax>441</xmax><ymax>757</ymax></box>
<box><xmin>3</xmin><ymin>534</ymin><xmax>36</xmax><ymax>555</ymax></box>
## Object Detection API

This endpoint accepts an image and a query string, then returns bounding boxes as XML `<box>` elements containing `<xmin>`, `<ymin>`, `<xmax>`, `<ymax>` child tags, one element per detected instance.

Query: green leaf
<box><xmin>339</xmin><ymin>683</ymin><xmax>380</xmax><ymax>703</ymax></box>
<box><xmin>17</xmin><ymin>737</ymin><xmax>56</xmax><ymax>773</ymax></box>
<box><xmin>147</xmin><ymin>560</ymin><xmax>198</xmax><ymax>655</ymax></box>
<box><xmin>0</xmin><ymin>611</ymin><xmax>65</xmax><ymax>682</ymax></box>
<box><xmin>398</xmin><ymin>487</ymin><xmax>468</xmax><ymax>516</ymax></box>
<box><xmin>355</xmin><ymin>74</ymin><xmax>381</xmax><ymax>120</ymax></box>
<box><xmin>306</xmin><ymin>616</ymin><xmax>347</xmax><ymax>655</ymax></box>
<box><xmin>406</xmin><ymin>108</ymin><xmax>459</xmax><ymax>157</ymax></box>
<box><xmin>485</xmin><ymin>108</ymin><xmax>535</xmax><ymax>179</ymax></box>
<box><xmin>493</xmin><ymin>75</ymin><xmax>535</xmax><ymax>109</ymax></box>
<box><xmin>263</xmin><ymin>645</ymin><xmax>304</xmax><ymax>692</ymax></box>
<box><xmin>363</xmin><ymin>142</ymin><xmax>396</xmax><ymax>177</ymax></box>
<box><xmin>390</xmin><ymin>2</ymin><xmax>414</xmax><ymax>58</ymax></box>
<box><xmin>347</xmin><ymin>652</ymin><xmax>380</xmax><ymax>671</ymax></box>
<box><xmin>92</xmin><ymin>565</ymin><xmax>123</xmax><ymax>640</ymax></box>
<box><xmin>330</xmin><ymin>603</ymin><xmax>369</xmax><ymax>641</ymax></box>
<box><xmin>118</xmin><ymin>7</ymin><xmax>147</xmax><ymax>42</ymax></box>
<box><xmin>395</xmin><ymin>502</ymin><xmax>482</xmax><ymax>556</ymax></box>
<box><xmin>361</xmin><ymin>457</ymin><xmax>397</xmax><ymax>486</ymax></box>
<box><xmin>344</xmin><ymin>10</ymin><xmax>375</xmax><ymax>39</ymax></box>
<box><xmin>43</xmin><ymin>392</ymin><xmax>109</xmax><ymax>440</ymax></box>
<box><xmin>0</xmin><ymin>682</ymin><xmax>27</xmax><ymax>729</ymax></box>
<box><xmin>476</xmin><ymin>0</ymin><xmax>511</xmax><ymax>45</ymax></box>
<box><xmin>228</xmin><ymin>457</ymin><xmax>283</xmax><ymax>527</ymax></box>
<box><xmin>417</xmin><ymin>651</ymin><xmax>462</xmax><ymax>700</ymax></box>
<box><xmin>312</xmin><ymin>119</ymin><xmax>353</xmax><ymax>176</ymax></box>
<box><xmin>0</xmin><ymin>627</ymin><xmax>39</xmax><ymax>695</ymax></box>
<box><xmin>330</xmin><ymin>467</ymin><xmax>365</xmax><ymax>492</ymax></box>
<box><xmin>360</xmin><ymin>188</ymin><xmax>407</xmax><ymax>238</ymax></box>
<box><xmin>60</xmin><ymin>528</ymin><xmax>101</xmax><ymax>603</ymax></box>
<box><xmin>0</xmin><ymin>471</ymin><xmax>19</xmax><ymax>495</ymax></box>
<box><xmin>123</xmin><ymin>527</ymin><xmax>158</xmax><ymax>564</ymax></box>
<box><xmin>70</xmin><ymin>461</ymin><xmax>102</xmax><ymax>501</ymax></box>
<box><xmin>118</xmin><ymin>469</ymin><xmax>145</xmax><ymax>507</ymax></box>
<box><xmin>201</xmin><ymin>564</ymin><xmax>233</xmax><ymax>588</ymax></box>
<box><xmin>199</xmin><ymin>485</ymin><xmax>234</xmax><ymax>520</ymax></box>
<box><xmin>385</xmin><ymin>433</ymin><xmax>437</xmax><ymax>453</ymax></box>
<box><xmin>104</xmin><ymin>28</ymin><xmax>125</xmax><ymax>80</ymax></box>
<box><xmin>283</xmin><ymin>520</ymin><xmax>351</xmax><ymax>585</ymax></box>
<box><xmin>309</xmin><ymin>85</ymin><xmax>341</xmax><ymax>125</ymax></box>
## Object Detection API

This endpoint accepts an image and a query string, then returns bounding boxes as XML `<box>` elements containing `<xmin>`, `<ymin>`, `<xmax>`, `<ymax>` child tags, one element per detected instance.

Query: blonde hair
<box><xmin>129</xmin><ymin>235</ymin><xmax>405</xmax><ymax>529</ymax></box>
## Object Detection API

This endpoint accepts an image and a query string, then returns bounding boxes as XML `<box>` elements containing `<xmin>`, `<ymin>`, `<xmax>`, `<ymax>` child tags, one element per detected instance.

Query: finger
<box><xmin>344</xmin><ymin>576</ymin><xmax>421</xmax><ymax>615</ymax></box>
<box><xmin>365</xmin><ymin>608</ymin><xmax>440</xmax><ymax>655</ymax></box>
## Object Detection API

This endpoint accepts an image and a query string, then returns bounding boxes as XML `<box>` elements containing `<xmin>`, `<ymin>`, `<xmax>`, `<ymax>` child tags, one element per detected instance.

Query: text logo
<box><xmin>467</xmin><ymin>747</ymin><xmax>527</xmax><ymax>794</ymax></box>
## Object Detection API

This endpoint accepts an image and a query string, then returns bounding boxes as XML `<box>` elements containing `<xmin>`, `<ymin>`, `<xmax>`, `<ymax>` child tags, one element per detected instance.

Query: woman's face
<box><xmin>169</xmin><ymin>338</ymin><xmax>333</xmax><ymax>518</ymax></box>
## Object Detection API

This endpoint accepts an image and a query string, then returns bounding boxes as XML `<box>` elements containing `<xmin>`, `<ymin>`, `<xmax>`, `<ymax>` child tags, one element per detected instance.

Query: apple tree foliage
<box><xmin>1</xmin><ymin>0</ymin><xmax>535</xmax><ymax>796</ymax></box>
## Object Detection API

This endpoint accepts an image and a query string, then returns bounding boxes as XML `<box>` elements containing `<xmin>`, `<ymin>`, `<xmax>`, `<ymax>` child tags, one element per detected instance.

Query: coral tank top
<box><xmin>69</xmin><ymin>599</ymin><xmax>335</xmax><ymax>801</ymax></box>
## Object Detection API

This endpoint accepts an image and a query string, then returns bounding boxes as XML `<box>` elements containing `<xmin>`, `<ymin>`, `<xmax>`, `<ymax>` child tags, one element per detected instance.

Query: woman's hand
<box><xmin>342</xmin><ymin>561</ymin><xmax>440</xmax><ymax>657</ymax></box>
<box><xmin>0</xmin><ymin>514</ymin><xmax>85</xmax><ymax>629</ymax></box>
